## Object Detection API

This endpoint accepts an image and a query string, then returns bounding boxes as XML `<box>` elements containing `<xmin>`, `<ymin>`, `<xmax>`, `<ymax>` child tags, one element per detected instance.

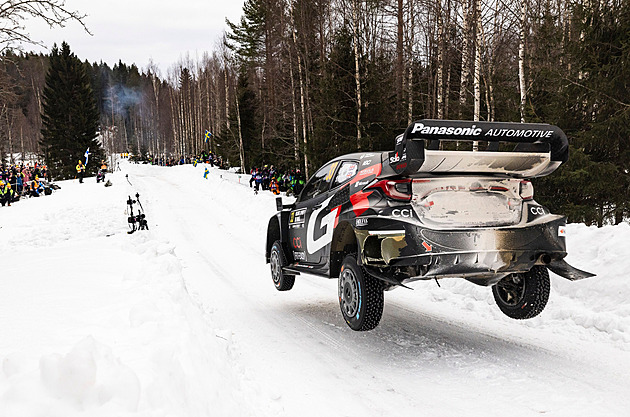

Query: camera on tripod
<box><xmin>127</xmin><ymin>192</ymin><xmax>148</xmax><ymax>234</ymax></box>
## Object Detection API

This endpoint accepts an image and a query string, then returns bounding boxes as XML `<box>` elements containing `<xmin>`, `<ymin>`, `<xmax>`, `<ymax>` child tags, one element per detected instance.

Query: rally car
<box><xmin>266</xmin><ymin>119</ymin><xmax>595</xmax><ymax>331</ymax></box>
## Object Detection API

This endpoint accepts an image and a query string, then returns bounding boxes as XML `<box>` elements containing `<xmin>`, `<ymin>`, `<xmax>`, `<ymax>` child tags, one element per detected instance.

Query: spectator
<box><xmin>0</xmin><ymin>180</ymin><xmax>13</xmax><ymax>206</ymax></box>
<box><xmin>76</xmin><ymin>159</ymin><xmax>85</xmax><ymax>183</ymax></box>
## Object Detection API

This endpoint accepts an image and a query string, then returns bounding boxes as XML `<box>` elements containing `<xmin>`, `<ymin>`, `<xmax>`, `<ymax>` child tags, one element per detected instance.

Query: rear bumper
<box><xmin>355</xmin><ymin>215</ymin><xmax>591</xmax><ymax>284</ymax></box>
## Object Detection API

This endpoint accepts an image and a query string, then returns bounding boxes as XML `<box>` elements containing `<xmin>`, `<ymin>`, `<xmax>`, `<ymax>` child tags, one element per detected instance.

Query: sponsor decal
<box><xmin>306</xmin><ymin>195</ymin><xmax>341</xmax><ymax>255</ymax></box>
<box><xmin>349</xmin><ymin>163</ymin><xmax>382</xmax><ymax>187</ymax></box>
<box><xmin>356</xmin><ymin>218</ymin><xmax>368</xmax><ymax>227</ymax></box>
<box><xmin>422</xmin><ymin>241</ymin><xmax>433</xmax><ymax>252</ymax></box>
<box><xmin>484</xmin><ymin>129</ymin><xmax>553</xmax><ymax>138</ymax></box>
<box><xmin>354</xmin><ymin>180</ymin><xmax>369</xmax><ymax>189</ymax></box>
<box><xmin>395</xmin><ymin>162</ymin><xmax>407</xmax><ymax>171</ymax></box>
<box><xmin>293</xmin><ymin>251</ymin><xmax>306</xmax><ymax>261</ymax></box>
<box><xmin>357</xmin><ymin>166</ymin><xmax>378</xmax><ymax>177</ymax></box>
<box><xmin>392</xmin><ymin>208</ymin><xmax>412</xmax><ymax>218</ymax></box>
<box><xmin>362</xmin><ymin>159</ymin><xmax>372</xmax><ymax>166</ymax></box>
<box><xmin>530</xmin><ymin>206</ymin><xmax>547</xmax><ymax>216</ymax></box>
<box><xmin>290</xmin><ymin>223</ymin><xmax>304</xmax><ymax>229</ymax></box>
<box><xmin>396</xmin><ymin>135</ymin><xmax>404</xmax><ymax>145</ymax></box>
<box><xmin>409</xmin><ymin>122</ymin><xmax>555</xmax><ymax>139</ymax></box>
<box><xmin>411</xmin><ymin>122</ymin><xmax>483</xmax><ymax>136</ymax></box>
<box><xmin>292</xmin><ymin>237</ymin><xmax>303</xmax><ymax>249</ymax></box>
<box><xmin>290</xmin><ymin>209</ymin><xmax>306</xmax><ymax>224</ymax></box>
<box><xmin>558</xmin><ymin>226</ymin><xmax>566</xmax><ymax>237</ymax></box>
<box><xmin>389</xmin><ymin>153</ymin><xmax>407</xmax><ymax>164</ymax></box>
<box><xmin>360</xmin><ymin>153</ymin><xmax>376</xmax><ymax>159</ymax></box>
<box><xmin>325</xmin><ymin>162</ymin><xmax>340</xmax><ymax>182</ymax></box>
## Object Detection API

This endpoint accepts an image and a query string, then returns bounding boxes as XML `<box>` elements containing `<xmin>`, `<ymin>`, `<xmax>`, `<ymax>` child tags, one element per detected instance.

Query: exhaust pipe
<box><xmin>537</xmin><ymin>253</ymin><xmax>552</xmax><ymax>265</ymax></box>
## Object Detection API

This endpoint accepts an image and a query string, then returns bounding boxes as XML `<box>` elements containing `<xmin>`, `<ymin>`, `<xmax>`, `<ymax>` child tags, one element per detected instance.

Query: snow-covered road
<box><xmin>1</xmin><ymin>161</ymin><xmax>628</xmax><ymax>416</ymax></box>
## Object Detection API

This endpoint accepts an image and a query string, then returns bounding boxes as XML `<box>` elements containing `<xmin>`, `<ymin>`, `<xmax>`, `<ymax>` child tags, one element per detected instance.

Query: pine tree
<box><xmin>41</xmin><ymin>42</ymin><xmax>101</xmax><ymax>179</ymax></box>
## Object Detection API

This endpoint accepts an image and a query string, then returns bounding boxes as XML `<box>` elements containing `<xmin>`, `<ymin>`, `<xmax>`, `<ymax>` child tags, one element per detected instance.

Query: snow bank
<box><xmin>0</xmin><ymin>169</ymin><xmax>259</xmax><ymax>416</ymax></box>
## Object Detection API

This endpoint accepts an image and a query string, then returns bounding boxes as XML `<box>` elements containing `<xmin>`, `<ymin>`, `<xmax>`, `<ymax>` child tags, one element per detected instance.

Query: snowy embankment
<box><xmin>0</xmin><ymin>161</ymin><xmax>628</xmax><ymax>417</ymax></box>
<box><xmin>0</xmin><ymin>167</ymin><xmax>263</xmax><ymax>416</ymax></box>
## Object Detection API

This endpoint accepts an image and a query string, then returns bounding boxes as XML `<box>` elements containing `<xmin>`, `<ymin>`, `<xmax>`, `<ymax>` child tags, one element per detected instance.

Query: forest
<box><xmin>0</xmin><ymin>0</ymin><xmax>628</xmax><ymax>226</ymax></box>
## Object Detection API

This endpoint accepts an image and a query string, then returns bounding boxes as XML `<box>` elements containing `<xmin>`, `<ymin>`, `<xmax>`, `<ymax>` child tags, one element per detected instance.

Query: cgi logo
<box><xmin>292</xmin><ymin>237</ymin><xmax>303</xmax><ymax>249</ymax></box>
<box><xmin>530</xmin><ymin>206</ymin><xmax>546</xmax><ymax>216</ymax></box>
<box><xmin>392</xmin><ymin>208</ymin><xmax>412</xmax><ymax>218</ymax></box>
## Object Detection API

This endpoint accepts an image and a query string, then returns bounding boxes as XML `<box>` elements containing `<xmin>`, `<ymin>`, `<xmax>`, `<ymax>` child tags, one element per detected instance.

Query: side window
<box><xmin>300</xmin><ymin>162</ymin><xmax>339</xmax><ymax>202</ymax></box>
<box><xmin>332</xmin><ymin>161</ymin><xmax>358</xmax><ymax>188</ymax></box>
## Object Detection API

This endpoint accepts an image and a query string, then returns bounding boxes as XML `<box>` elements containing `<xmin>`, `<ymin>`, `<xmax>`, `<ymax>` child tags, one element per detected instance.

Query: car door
<box><xmin>289</xmin><ymin>161</ymin><xmax>340</xmax><ymax>265</ymax></box>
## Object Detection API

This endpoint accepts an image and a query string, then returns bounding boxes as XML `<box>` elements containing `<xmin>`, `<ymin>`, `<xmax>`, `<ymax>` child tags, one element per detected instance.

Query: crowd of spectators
<box><xmin>0</xmin><ymin>162</ymin><xmax>55</xmax><ymax>206</ymax></box>
<box><xmin>249</xmin><ymin>165</ymin><xmax>306</xmax><ymax>196</ymax></box>
<box><xmin>126</xmin><ymin>150</ymin><xmax>308</xmax><ymax>197</ymax></box>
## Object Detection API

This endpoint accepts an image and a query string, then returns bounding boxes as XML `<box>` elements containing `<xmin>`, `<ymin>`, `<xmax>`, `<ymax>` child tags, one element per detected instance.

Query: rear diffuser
<box><xmin>548</xmin><ymin>259</ymin><xmax>595</xmax><ymax>281</ymax></box>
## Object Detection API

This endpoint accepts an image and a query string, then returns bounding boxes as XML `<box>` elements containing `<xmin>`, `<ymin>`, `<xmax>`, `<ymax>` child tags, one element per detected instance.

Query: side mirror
<box><xmin>276</xmin><ymin>197</ymin><xmax>283</xmax><ymax>211</ymax></box>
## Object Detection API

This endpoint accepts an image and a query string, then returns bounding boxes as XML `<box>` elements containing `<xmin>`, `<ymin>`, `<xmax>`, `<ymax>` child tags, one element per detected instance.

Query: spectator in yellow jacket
<box><xmin>0</xmin><ymin>180</ymin><xmax>13</xmax><ymax>206</ymax></box>
<box><xmin>76</xmin><ymin>160</ymin><xmax>85</xmax><ymax>183</ymax></box>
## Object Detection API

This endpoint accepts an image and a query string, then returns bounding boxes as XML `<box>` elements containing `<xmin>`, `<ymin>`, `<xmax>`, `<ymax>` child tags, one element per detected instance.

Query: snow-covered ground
<box><xmin>0</xmin><ymin>161</ymin><xmax>628</xmax><ymax>417</ymax></box>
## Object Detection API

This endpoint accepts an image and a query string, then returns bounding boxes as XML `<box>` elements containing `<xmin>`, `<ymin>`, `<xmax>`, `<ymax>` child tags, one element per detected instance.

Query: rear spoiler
<box><xmin>388</xmin><ymin>119</ymin><xmax>569</xmax><ymax>178</ymax></box>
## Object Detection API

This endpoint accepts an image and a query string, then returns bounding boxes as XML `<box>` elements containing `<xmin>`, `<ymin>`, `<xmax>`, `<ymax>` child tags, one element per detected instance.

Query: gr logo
<box><xmin>530</xmin><ymin>206</ymin><xmax>546</xmax><ymax>216</ymax></box>
<box><xmin>392</xmin><ymin>208</ymin><xmax>412</xmax><ymax>218</ymax></box>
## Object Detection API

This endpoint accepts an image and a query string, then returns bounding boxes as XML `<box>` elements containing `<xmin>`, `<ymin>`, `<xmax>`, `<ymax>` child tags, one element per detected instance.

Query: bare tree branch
<box><xmin>0</xmin><ymin>0</ymin><xmax>90</xmax><ymax>52</ymax></box>
<box><xmin>562</xmin><ymin>76</ymin><xmax>630</xmax><ymax>108</ymax></box>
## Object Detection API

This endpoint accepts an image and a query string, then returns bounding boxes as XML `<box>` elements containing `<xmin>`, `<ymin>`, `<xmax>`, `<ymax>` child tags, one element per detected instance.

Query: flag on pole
<box><xmin>203</xmin><ymin>167</ymin><xmax>209</xmax><ymax>179</ymax></box>
<box><xmin>204</xmin><ymin>130</ymin><xmax>212</xmax><ymax>143</ymax></box>
<box><xmin>84</xmin><ymin>148</ymin><xmax>90</xmax><ymax>165</ymax></box>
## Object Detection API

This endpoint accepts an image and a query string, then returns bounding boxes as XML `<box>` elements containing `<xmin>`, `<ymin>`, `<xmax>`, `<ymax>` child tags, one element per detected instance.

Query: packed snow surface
<box><xmin>1</xmin><ymin>161</ymin><xmax>628</xmax><ymax>417</ymax></box>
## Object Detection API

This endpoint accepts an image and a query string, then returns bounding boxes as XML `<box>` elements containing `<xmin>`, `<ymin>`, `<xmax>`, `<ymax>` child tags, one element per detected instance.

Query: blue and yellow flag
<box><xmin>204</xmin><ymin>130</ymin><xmax>212</xmax><ymax>143</ymax></box>
<box><xmin>193</xmin><ymin>160</ymin><xmax>198</xmax><ymax>167</ymax></box>
<box><xmin>203</xmin><ymin>167</ymin><xmax>209</xmax><ymax>179</ymax></box>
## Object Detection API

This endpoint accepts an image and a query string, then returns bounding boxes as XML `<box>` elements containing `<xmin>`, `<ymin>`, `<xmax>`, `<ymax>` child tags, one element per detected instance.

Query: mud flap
<box><xmin>548</xmin><ymin>259</ymin><xmax>596</xmax><ymax>281</ymax></box>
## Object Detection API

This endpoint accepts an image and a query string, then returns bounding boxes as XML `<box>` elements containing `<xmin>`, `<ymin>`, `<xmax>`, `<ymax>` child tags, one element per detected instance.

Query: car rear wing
<box><xmin>388</xmin><ymin>119</ymin><xmax>569</xmax><ymax>178</ymax></box>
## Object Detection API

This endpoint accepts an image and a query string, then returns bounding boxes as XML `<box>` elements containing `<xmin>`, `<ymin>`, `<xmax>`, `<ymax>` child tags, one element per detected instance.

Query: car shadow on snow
<box><xmin>275</xmin><ymin>297</ymin><xmax>573</xmax><ymax>376</ymax></box>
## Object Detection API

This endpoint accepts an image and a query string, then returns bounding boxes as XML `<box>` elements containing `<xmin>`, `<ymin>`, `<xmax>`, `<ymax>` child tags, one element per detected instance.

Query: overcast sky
<box><xmin>22</xmin><ymin>0</ymin><xmax>245</xmax><ymax>75</ymax></box>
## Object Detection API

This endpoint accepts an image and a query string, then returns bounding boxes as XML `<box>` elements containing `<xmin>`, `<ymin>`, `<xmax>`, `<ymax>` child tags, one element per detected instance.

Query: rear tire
<box><xmin>492</xmin><ymin>266</ymin><xmax>550</xmax><ymax>319</ymax></box>
<box><xmin>270</xmin><ymin>240</ymin><xmax>295</xmax><ymax>291</ymax></box>
<box><xmin>338</xmin><ymin>255</ymin><xmax>384</xmax><ymax>331</ymax></box>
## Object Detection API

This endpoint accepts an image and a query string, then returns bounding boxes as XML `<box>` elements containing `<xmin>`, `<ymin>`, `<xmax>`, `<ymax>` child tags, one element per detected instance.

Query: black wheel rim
<box><xmin>339</xmin><ymin>268</ymin><xmax>359</xmax><ymax>318</ymax></box>
<box><xmin>271</xmin><ymin>249</ymin><xmax>281</xmax><ymax>284</ymax></box>
<box><xmin>496</xmin><ymin>273</ymin><xmax>526</xmax><ymax>306</ymax></box>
